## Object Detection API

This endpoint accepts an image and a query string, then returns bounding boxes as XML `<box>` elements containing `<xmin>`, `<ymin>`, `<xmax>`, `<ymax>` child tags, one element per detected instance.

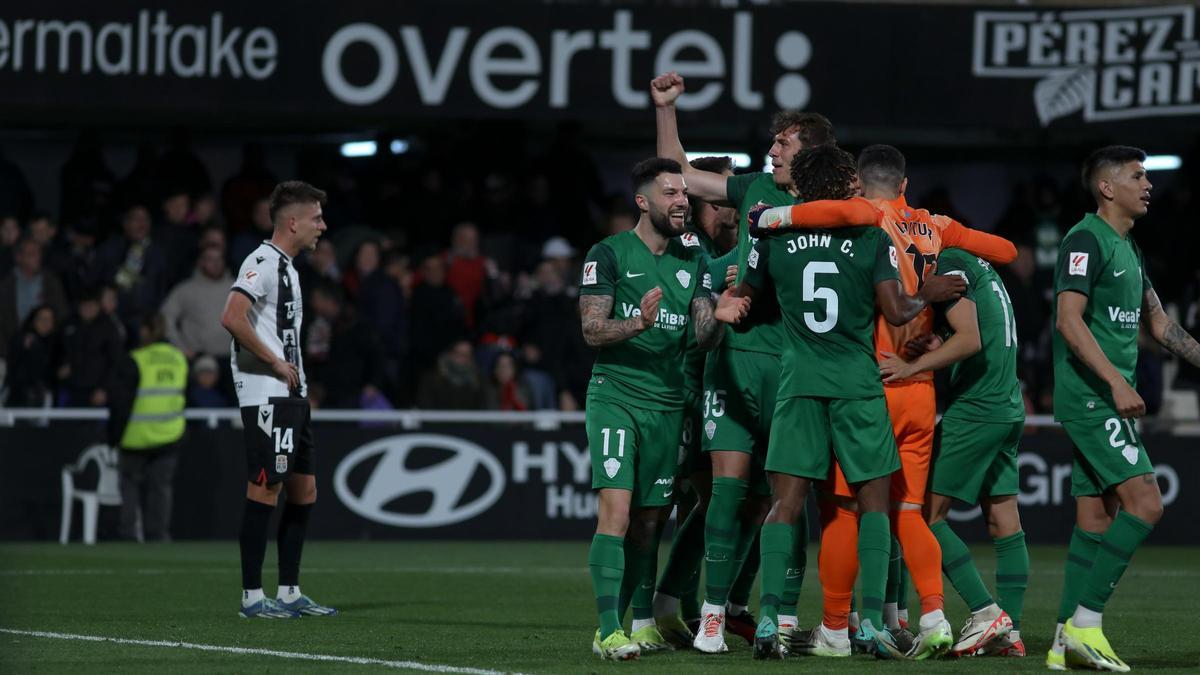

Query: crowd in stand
<box><xmin>0</xmin><ymin>133</ymin><xmax>1198</xmax><ymax>414</ymax></box>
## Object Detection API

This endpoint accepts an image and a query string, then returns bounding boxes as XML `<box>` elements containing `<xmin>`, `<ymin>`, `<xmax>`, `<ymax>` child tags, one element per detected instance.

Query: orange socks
<box><xmin>893</xmin><ymin>508</ymin><xmax>944</xmax><ymax>615</ymax></box>
<box><xmin>818</xmin><ymin>501</ymin><xmax>859</xmax><ymax>630</ymax></box>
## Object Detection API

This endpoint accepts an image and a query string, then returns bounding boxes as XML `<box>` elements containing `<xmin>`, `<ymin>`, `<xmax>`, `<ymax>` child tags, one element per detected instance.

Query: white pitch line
<box><xmin>0</xmin><ymin>565</ymin><xmax>585</xmax><ymax>577</ymax></box>
<box><xmin>0</xmin><ymin>628</ymin><xmax>523</xmax><ymax>675</ymax></box>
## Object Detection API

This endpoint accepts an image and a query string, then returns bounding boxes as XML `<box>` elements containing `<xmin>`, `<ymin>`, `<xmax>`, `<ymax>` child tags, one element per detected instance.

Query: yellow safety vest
<box><xmin>120</xmin><ymin>342</ymin><xmax>188</xmax><ymax>450</ymax></box>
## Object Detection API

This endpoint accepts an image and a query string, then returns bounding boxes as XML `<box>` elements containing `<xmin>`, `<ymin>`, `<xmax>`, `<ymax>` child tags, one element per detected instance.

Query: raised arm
<box><xmin>1056</xmin><ymin>290</ymin><xmax>1144</xmax><ymax>417</ymax></box>
<box><xmin>880</xmin><ymin>298</ymin><xmax>981</xmax><ymax>382</ymax></box>
<box><xmin>1143</xmin><ymin>287</ymin><xmax>1200</xmax><ymax>368</ymax></box>
<box><xmin>750</xmin><ymin>197</ymin><xmax>879</xmax><ymax>235</ymax></box>
<box><xmin>940</xmin><ymin>219</ymin><xmax>1018</xmax><ymax>264</ymax></box>
<box><xmin>651</xmin><ymin>72</ymin><xmax>730</xmax><ymax>204</ymax></box>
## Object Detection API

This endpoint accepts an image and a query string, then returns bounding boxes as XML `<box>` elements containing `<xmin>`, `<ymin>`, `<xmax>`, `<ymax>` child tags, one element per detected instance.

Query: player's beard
<box><xmin>649</xmin><ymin>204</ymin><xmax>687</xmax><ymax>239</ymax></box>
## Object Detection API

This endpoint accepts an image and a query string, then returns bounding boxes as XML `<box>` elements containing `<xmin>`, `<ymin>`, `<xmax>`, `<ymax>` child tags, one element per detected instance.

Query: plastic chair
<box><xmin>59</xmin><ymin>444</ymin><xmax>122</xmax><ymax>545</ymax></box>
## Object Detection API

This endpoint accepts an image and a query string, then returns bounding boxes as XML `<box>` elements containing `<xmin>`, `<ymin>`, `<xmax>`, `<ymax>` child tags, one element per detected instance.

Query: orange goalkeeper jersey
<box><xmin>774</xmin><ymin>196</ymin><xmax>1017</xmax><ymax>383</ymax></box>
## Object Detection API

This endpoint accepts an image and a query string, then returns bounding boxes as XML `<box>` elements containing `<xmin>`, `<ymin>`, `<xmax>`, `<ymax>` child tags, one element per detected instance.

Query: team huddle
<box><xmin>581</xmin><ymin>72</ymin><xmax>1200</xmax><ymax>671</ymax></box>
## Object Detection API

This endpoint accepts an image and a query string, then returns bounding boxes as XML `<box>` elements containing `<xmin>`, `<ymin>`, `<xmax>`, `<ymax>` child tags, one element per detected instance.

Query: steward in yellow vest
<box><xmin>114</xmin><ymin>314</ymin><xmax>187</xmax><ymax>541</ymax></box>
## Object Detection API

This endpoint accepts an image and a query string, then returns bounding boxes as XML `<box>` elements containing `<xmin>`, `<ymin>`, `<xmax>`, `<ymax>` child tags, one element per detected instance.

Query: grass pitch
<box><xmin>1</xmin><ymin>541</ymin><xmax>1197</xmax><ymax>673</ymax></box>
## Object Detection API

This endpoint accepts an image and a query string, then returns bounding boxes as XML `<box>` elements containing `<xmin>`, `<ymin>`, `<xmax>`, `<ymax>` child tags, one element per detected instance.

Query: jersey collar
<box><xmin>263</xmin><ymin>241</ymin><xmax>292</xmax><ymax>262</ymax></box>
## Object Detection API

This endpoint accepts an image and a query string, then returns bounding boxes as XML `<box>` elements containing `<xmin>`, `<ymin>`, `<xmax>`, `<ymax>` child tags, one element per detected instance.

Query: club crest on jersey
<box><xmin>1069</xmin><ymin>252</ymin><xmax>1089</xmax><ymax>276</ymax></box>
<box><xmin>704</xmin><ymin>420</ymin><xmax>716</xmax><ymax>440</ymax></box>
<box><xmin>582</xmin><ymin>261</ymin><xmax>597</xmax><ymax>285</ymax></box>
<box><xmin>676</xmin><ymin>270</ymin><xmax>692</xmax><ymax>288</ymax></box>
<box><xmin>603</xmin><ymin>457</ymin><xmax>621</xmax><ymax>479</ymax></box>
<box><xmin>680</xmin><ymin>232</ymin><xmax>699</xmax><ymax>247</ymax></box>
<box><xmin>257</xmin><ymin>404</ymin><xmax>274</xmax><ymax>436</ymax></box>
<box><xmin>276</xmin><ymin>454</ymin><xmax>288</xmax><ymax>473</ymax></box>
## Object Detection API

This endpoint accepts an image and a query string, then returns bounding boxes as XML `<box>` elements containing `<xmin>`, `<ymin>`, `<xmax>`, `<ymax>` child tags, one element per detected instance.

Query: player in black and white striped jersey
<box><xmin>220</xmin><ymin>181</ymin><xmax>336</xmax><ymax>619</ymax></box>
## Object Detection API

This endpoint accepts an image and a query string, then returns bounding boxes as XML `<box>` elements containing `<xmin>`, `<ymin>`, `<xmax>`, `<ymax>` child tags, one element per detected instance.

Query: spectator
<box><xmin>520</xmin><ymin>259</ymin><xmax>592</xmax><ymax>407</ymax></box>
<box><xmin>0</xmin><ymin>215</ymin><xmax>19</xmax><ymax>277</ymax></box>
<box><xmin>417</xmin><ymin>339</ymin><xmax>486</xmax><ymax>410</ymax></box>
<box><xmin>28</xmin><ymin>212</ymin><xmax>58</xmax><ymax>248</ymax></box>
<box><xmin>46</xmin><ymin>218</ymin><xmax>100</xmax><ymax>301</ymax></box>
<box><xmin>59</xmin><ymin>131</ymin><xmax>115</xmax><ymax>228</ymax></box>
<box><xmin>59</xmin><ymin>288</ymin><xmax>123</xmax><ymax>407</ymax></box>
<box><xmin>443</xmin><ymin>222</ymin><xmax>496</xmax><ymax>331</ymax></box>
<box><xmin>4</xmin><ymin>304</ymin><xmax>59</xmax><ymax>407</ymax></box>
<box><xmin>356</xmin><ymin>248</ymin><xmax>409</xmax><ymax>392</ymax></box>
<box><xmin>409</xmin><ymin>254</ymin><xmax>467</xmax><ymax>372</ymax></box>
<box><xmin>303</xmin><ymin>281</ymin><xmax>387</xmax><ymax>408</ymax></box>
<box><xmin>157</xmin><ymin>187</ymin><xmax>198</xmax><ymax>288</ymax></box>
<box><xmin>92</xmin><ymin>204</ymin><xmax>169</xmax><ymax>340</ymax></box>
<box><xmin>343</xmin><ymin>239</ymin><xmax>382</xmax><ymax>300</ymax></box>
<box><xmin>229</xmin><ymin>197</ymin><xmax>272</xmax><ymax>267</ymax></box>
<box><xmin>298</xmin><ymin>238</ymin><xmax>341</xmax><ymax>292</ymax></box>
<box><xmin>187</xmin><ymin>355</ymin><xmax>229</xmax><ymax>408</ymax></box>
<box><xmin>0</xmin><ymin>146</ymin><xmax>34</xmax><ymax>223</ymax></box>
<box><xmin>0</xmin><ymin>238</ymin><xmax>69</xmax><ymax>360</ymax></box>
<box><xmin>540</xmin><ymin>236</ymin><xmax>578</xmax><ymax>291</ymax></box>
<box><xmin>160</xmin><ymin>245</ymin><xmax>233</xmax><ymax>361</ymax></box>
<box><xmin>221</xmin><ymin>142</ymin><xmax>276</xmax><ymax>235</ymax></box>
<box><xmin>99</xmin><ymin>283</ymin><xmax>128</xmax><ymax>345</ymax></box>
<box><xmin>483</xmin><ymin>352</ymin><xmax>533</xmax><ymax>411</ymax></box>
<box><xmin>189</xmin><ymin>192</ymin><xmax>219</xmax><ymax>229</ymax></box>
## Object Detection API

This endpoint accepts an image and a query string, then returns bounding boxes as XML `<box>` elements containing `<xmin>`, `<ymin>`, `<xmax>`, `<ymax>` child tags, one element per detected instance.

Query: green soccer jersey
<box><xmin>935</xmin><ymin>248</ymin><xmax>1024</xmax><ymax>422</ymax></box>
<box><xmin>743</xmin><ymin>227</ymin><xmax>899</xmax><ymax>399</ymax></box>
<box><xmin>723</xmin><ymin>172</ymin><xmax>792</xmax><ymax>355</ymax></box>
<box><xmin>580</xmin><ymin>229</ymin><xmax>711</xmax><ymax>410</ymax></box>
<box><xmin>1052</xmin><ymin>214</ymin><xmax>1152</xmax><ymax>422</ymax></box>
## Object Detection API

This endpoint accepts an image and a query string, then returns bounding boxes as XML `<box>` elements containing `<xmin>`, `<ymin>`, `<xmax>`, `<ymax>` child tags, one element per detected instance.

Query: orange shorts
<box><xmin>824</xmin><ymin>380</ymin><xmax>936</xmax><ymax>504</ymax></box>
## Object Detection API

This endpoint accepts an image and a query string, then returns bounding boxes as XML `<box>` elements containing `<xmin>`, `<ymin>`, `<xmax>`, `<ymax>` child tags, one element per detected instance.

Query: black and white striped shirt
<box><xmin>229</xmin><ymin>242</ymin><xmax>307</xmax><ymax>406</ymax></box>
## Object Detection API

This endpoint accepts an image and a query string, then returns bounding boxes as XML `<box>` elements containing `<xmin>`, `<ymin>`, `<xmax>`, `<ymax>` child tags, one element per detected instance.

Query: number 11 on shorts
<box><xmin>601</xmin><ymin>428</ymin><xmax>626</xmax><ymax>457</ymax></box>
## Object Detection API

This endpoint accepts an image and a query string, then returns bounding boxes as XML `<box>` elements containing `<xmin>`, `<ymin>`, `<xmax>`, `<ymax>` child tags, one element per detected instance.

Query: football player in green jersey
<box><xmin>582</xmin><ymin>158</ymin><xmax>750</xmax><ymax>660</ymax></box>
<box><xmin>652</xmin><ymin>70</ymin><xmax>834</xmax><ymax>652</ymax></box>
<box><xmin>737</xmin><ymin>145</ymin><xmax>965</xmax><ymax>660</ymax></box>
<box><xmin>652</xmin><ymin>155</ymin><xmax>744</xmax><ymax>647</ymax></box>
<box><xmin>1046</xmin><ymin>146</ymin><xmax>1200</xmax><ymax>672</ymax></box>
<box><xmin>879</xmin><ymin>248</ymin><xmax>1028</xmax><ymax>658</ymax></box>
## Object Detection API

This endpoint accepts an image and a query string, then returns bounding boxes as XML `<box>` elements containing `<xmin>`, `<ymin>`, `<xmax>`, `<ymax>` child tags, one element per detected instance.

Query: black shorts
<box><xmin>241</xmin><ymin>397</ymin><xmax>314</xmax><ymax>485</ymax></box>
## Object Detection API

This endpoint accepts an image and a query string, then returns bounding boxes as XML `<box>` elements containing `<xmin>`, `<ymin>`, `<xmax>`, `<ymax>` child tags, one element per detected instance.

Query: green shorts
<box><xmin>1062</xmin><ymin>416</ymin><xmax>1154</xmax><ymax>497</ymax></box>
<box><xmin>702</xmin><ymin>348</ymin><xmax>776</xmax><ymax>495</ymax></box>
<box><xmin>766</xmin><ymin>395</ymin><xmax>899</xmax><ymax>484</ymax></box>
<box><xmin>931</xmin><ymin>418</ymin><xmax>1023</xmax><ymax>505</ymax></box>
<box><xmin>587</xmin><ymin>395</ymin><xmax>683</xmax><ymax>508</ymax></box>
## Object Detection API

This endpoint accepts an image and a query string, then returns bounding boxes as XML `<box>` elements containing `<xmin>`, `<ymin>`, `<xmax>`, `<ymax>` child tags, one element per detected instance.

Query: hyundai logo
<box><xmin>334</xmin><ymin>434</ymin><xmax>505</xmax><ymax>528</ymax></box>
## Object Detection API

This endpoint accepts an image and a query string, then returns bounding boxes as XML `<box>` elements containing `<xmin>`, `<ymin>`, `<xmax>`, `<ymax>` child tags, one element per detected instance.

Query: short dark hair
<box><xmin>790</xmin><ymin>145</ymin><xmax>858</xmax><ymax>202</ymax></box>
<box><xmin>631</xmin><ymin>158</ymin><xmax>683</xmax><ymax>195</ymax></box>
<box><xmin>269</xmin><ymin>181</ymin><xmax>327</xmax><ymax>224</ymax></box>
<box><xmin>857</xmin><ymin>144</ymin><xmax>906</xmax><ymax>190</ymax></box>
<box><xmin>140</xmin><ymin>313</ymin><xmax>166</xmax><ymax>344</ymax></box>
<box><xmin>770</xmin><ymin>111</ymin><xmax>836</xmax><ymax>149</ymax></box>
<box><xmin>1081</xmin><ymin>146</ymin><xmax>1147</xmax><ymax>198</ymax></box>
<box><xmin>687</xmin><ymin>156</ymin><xmax>734</xmax><ymax>212</ymax></box>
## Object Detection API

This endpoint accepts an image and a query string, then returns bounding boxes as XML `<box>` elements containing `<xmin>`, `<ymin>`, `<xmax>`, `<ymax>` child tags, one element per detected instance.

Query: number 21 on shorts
<box><xmin>1105</xmin><ymin>417</ymin><xmax>1140</xmax><ymax>465</ymax></box>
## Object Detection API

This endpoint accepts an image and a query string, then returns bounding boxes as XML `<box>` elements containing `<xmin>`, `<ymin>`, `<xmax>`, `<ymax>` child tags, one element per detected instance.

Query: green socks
<box><xmin>621</xmin><ymin>523</ymin><xmax>664</xmax><ymax>622</ymax></box>
<box><xmin>728</xmin><ymin>529</ymin><xmax>761</xmax><ymax>609</ymax></box>
<box><xmin>1079</xmin><ymin>512</ymin><xmax>1153</xmax><ymax>613</ymax></box>
<box><xmin>993</xmin><ymin>530</ymin><xmax>1029</xmax><ymax>630</ymax></box>
<box><xmin>758</xmin><ymin>522</ymin><xmax>792</xmax><ymax>627</ymax></box>
<box><xmin>930</xmin><ymin>520</ymin><xmax>994</xmax><ymax>613</ymax></box>
<box><xmin>589</xmin><ymin>534</ymin><xmax>625</xmax><ymax>639</ymax></box>
<box><xmin>1057</xmin><ymin>526</ymin><xmax>1102</xmax><ymax>623</ymax></box>
<box><xmin>857</xmin><ymin>512</ymin><xmax>891</xmax><ymax>629</ymax></box>
<box><xmin>885</xmin><ymin>534</ymin><xmax>903</xmax><ymax>605</ymax></box>
<box><xmin>704</xmin><ymin>477</ymin><xmax>748</xmax><ymax>605</ymax></box>
<box><xmin>781</xmin><ymin>513</ymin><xmax>808</xmax><ymax>615</ymax></box>
<box><xmin>656</xmin><ymin>503</ymin><xmax>705</xmax><ymax>614</ymax></box>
